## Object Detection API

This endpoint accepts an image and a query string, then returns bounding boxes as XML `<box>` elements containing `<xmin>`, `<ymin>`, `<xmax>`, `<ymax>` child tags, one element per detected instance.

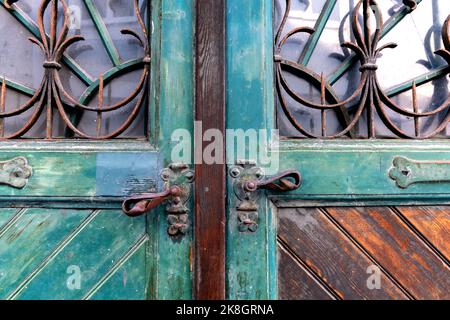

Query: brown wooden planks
<box><xmin>326</xmin><ymin>207</ymin><xmax>450</xmax><ymax>299</ymax></box>
<box><xmin>278</xmin><ymin>208</ymin><xmax>408</xmax><ymax>300</ymax></box>
<box><xmin>395</xmin><ymin>206</ymin><xmax>450</xmax><ymax>261</ymax></box>
<box><xmin>194</xmin><ymin>0</ymin><xmax>226</xmax><ymax>299</ymax></box>
<box><xmin>278</xmin><ymin>242</ymin><xmax>335</xmax><ymax>300</ymax></box>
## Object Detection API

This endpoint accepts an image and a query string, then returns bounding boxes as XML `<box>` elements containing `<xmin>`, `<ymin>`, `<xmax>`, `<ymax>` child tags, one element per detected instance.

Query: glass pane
<box><xmin>0</xmin><ymin>0</ymin><xmax>149</xmax><ymax>139</ymax></box>
<box><xmin>275</xmin><ymin>0</ymin><xmax>450</xmax><ymax>139</ymax></box>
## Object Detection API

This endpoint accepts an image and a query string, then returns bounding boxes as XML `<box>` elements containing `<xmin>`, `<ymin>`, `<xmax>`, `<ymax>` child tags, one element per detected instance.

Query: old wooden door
<box><xmin>0</xmin><ymin>0</ymin><xmax>194</xmax><ymax>299</ymax></box>
<box><xmin>226</xmin><ymin>0</ymin><xmax>450</xmax><ymax>300</ymax></box>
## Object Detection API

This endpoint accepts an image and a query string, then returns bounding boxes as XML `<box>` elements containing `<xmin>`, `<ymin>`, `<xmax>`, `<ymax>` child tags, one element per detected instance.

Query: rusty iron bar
<box><xmin>275</xmin><ymin>0</ymin><xmax>450</xmax><ymax>139</ymax></box>
<box><xmin>0</xmin><ymin>0</ymin><xmax>150</xmax><ymax>139</ymax></box>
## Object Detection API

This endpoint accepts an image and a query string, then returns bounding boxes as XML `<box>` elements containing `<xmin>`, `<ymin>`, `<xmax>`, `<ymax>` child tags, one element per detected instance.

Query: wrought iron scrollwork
<box><xmin>0</xmin><ymin>0</ymin><xmax>149</xmax><ymax>139</ymax></box>
<box><xmin>275</xmin><ymin>0</ymin><xmax>450</xmax><ymax>139</ymax></box>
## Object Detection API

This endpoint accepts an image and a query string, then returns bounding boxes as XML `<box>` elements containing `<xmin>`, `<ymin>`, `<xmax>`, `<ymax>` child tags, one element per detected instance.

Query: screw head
<box><xmin>230</xmin><ymin>167</ymin><xmax>241</xmax><ymax>178</ymax></box>
<box><xmin>173</xmin><ymin>197</ymin><xmax>181</xmax><ymax>205</ymax></box>
<box><xmin>244</xmin><ymin>181</ymin><xmax>257</xmax><ymax>192</ymax></box>
<box><xmin>170</xmin><ymin>186</ymin><xmax>181</xmax><ymax>197</ymax></box>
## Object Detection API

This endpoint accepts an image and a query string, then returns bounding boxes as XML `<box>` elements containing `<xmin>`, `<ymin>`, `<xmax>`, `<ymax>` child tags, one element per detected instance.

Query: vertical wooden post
<box><xmin>194</xmin><ymin>0</ymin><xmax>226</xmax><ymax>299</ymax></box>
<box><xmin>226</xmin><ymin>0</ymin><xmax>277</xmax><ymax>299</ymax></box>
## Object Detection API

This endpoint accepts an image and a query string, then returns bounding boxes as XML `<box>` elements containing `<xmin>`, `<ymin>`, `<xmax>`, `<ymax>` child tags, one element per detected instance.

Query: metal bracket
<box><xmin>122</xmin><ymin>163</ymin><xmax>194</xmax><ymax>237</ymax></box>
<box><xmin>389</xmin><ymin>156</ymin><xmax>450</xmax><ymax>189</ymax></box>
<box><xmin>0</xmin><ymin>157</ymin><xmax>32</xmax><ymax>189</ymax></box>
<box><xmin>229</xmin><ymin>161</ymin><xmax>302</xmax><ymax>233</ymax></box>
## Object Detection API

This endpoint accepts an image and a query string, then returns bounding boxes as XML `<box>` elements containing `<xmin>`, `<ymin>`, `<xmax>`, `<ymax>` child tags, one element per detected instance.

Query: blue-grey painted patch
<box><xmin>96</xmin><ymin>152</ymin><xmax>160</xmax><ymax>197</ymax></box>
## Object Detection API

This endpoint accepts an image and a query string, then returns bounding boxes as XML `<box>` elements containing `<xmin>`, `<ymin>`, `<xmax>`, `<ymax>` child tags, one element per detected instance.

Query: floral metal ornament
<box><xmin>275</xmin><ymin>0</ymin><xmax>450</xmax><ymax>139</ymax></box>
<box><xmin>0</xmin><ymin>0</ymin><xmax>149</xmax><ymax>139</ymax></box>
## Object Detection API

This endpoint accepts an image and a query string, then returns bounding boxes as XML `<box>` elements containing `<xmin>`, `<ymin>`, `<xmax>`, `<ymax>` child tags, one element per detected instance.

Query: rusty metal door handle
<box><xmin>121</xmin><ymin>163</ymin><xmax>194</xmax><ymax>237</ymax></box>
<box><xmin>122</xmin><ymin>186</ymin><xmax>182</xmax><ymax>217</ymax></box>
<box><xmin>243</xmin><ymin>170</ymin><xmax>302</xmax><ymax>193</ymax></box>
<box><xmin>229</xmin><ymin>162</ymin><xmax>302</xmax><ymax>232</ymax></box>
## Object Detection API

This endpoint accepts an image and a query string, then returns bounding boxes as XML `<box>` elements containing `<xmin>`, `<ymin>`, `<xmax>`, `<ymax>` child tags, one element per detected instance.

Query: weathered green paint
<box><xmin>83</xmin><ymin>0</ymin><xmax>122</xmax><ymax>67</ymax></box>
<box><xmin>148</xmin><ymin>0</ymin><xmax>195</xmax><ymax>300</ymax></box>
<box><xmin>88</xmin><ymin>242</ymin><xmax>148</xmax><ymax>300</ymax></box>
<box><xmin>0</xmin><ymin>77</ymin><xmax>35</xmax><ymax>97</ymax></box>
<box><xmin>386</xmin><ymin>65</ymin><xmax>450</xmax><ymax>98</ymax></box>
<box><xmin>0</xmin><ymin>208</ymin><xmax>92</xmax><ymax>298</ymax></box>
<box><xmin>276</xmin><ymin>140</ymin><xmax>450</xmax><ymax>198</ymax></box>
<box><xmin>0</xmin><ymin>150</ymin><xmax>158</xmax><ymax>198</ymax></box>
<box><xmin>9</xmin><ymin>210</ymin><xmax>146</xmax><ymax>300</ymax></box>
<box><xmin>0</xmin><ymin>152</ymin><xmax>96</xmax><ymax>197</ymax></box>
<box><xmin>226</xmin><ymin>0</ymin><xmax>276</xmax><ymax>300</ymax></box>
<box><xmin>0</xmin><ymin>208</ymin><xmax>16</xmax><ymax>228</ymax></box>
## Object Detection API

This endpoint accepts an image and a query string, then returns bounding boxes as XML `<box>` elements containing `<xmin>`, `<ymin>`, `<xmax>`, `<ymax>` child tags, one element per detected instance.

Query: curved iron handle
<box><xmin>122</xmin><ymin>186</ymin><xmax>182</xmax><ymax>217</ymax></box>
<box><xmin>243</xmin><ymin>170</ymin><xmax>302</xmax><ymax>193</ymax></box>
<box><xmin>229</xmin><ymin>165</ymin><xmax>302</xmax><ymax>233</ymax></box>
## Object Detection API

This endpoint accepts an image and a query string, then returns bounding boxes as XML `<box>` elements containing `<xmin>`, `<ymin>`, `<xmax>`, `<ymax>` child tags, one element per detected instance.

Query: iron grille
<box><xmin>275</xmin><ymin>0</ymin><xmax>450</xmax><ymax>139</ymax></box>
<box><xmin>0</xmin><ymin>0</ymin><xmax>149</xmax><ymax>139</ymax></box>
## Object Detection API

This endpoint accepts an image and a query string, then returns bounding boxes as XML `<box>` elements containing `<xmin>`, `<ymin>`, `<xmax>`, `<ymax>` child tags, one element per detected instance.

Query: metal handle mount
<box><xmin>229</xmin><ymin>161</ymin><xmax>302</xmax><ymax>232</ymax></box>
<box><xmin>122</xmin><ymin>163</ymin><xmax>194</xmax><ymax>237</ymax></box>
<box><xmin>0</xmin><ymin>157</ymin><xmax>32</xmax><ymax>189</ymax></box>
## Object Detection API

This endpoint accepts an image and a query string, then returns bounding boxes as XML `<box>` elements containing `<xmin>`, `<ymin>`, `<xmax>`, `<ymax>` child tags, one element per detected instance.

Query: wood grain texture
<box><xmin>0</xmin><ymin>209</ymin><xmax>148</xmax><ymax>300</ymax></box>
<box><xmin>152</xmin><ymin>0</ymin><xmax>195</xmax><ymax>300</ymax></box>
<box><xmin>0</xmin><ymin>151</ymin><xmax>158</xmax><ymax>199</ymax></box>
<box><xmin>226</xmin><ymin>0</ymin><xmax>277</xmax><ymax>300</ymax></box>
<box><xmin>278</xmin><ymin>208</ymin><xmax>408</xmax><ymax>300</ymax></box>
<box><xmin>278</xmin><ymin>206</ymin><xmax>450</xmax><ymax>300</ymax></box>
<box><xmin>278</xmin><ymin>242</ymin><xmax>334</xmax><ymax>300</ymax></box>
<box><xmin>326</xmin><ymin>207</ymin><xmax>450</xmax><ymax>299</ymax></box>
<box><xmin>395</xmin><ymin>206</ymin><xmax>450</xmax><ymax>260</ymax></box>
<box><xmin>194</xmin><ymin>0</ymin><xmax>226</xmax><ymax>300</ymax></box>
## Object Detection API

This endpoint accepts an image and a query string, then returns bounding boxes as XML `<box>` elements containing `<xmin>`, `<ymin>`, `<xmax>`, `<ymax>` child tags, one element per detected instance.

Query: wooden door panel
<box><xmin>278</xmin><ymin>244</ymin><xmax>334</xmax><ymax>300</ymax></box>
<box><xmin>0</xmin><ymin>208</ymin><xmax>147</xmax><ymax>300</ymax></box>
<box><xmin>396</xmin><ymin>207</ymin><xmax>450</xmax><ymax>260</ymax></box>
<box><xmin>278</xmin><ymin>208</ymin><xmax>409</xmax><ymax>300</ymax></box>
<box><xmin>278</xmin><ymin>206</ymin><xmax>450</xmax><ymax>300</ymax></box>
<box><xmin>0</xmin><ymin>208</ymin><xmax>92</xmax><ymax>298</ymax></box>
<box><xmin>0</xmin><ymin>0</ymin><xmax>195</xmax><ymax>300</ymax></box>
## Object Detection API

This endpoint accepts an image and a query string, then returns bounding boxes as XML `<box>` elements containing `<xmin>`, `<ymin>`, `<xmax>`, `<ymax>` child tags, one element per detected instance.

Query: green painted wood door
<box><xmin>226</xmin><ymin>0</ymin><xmax>450</xmax><ymax>300</ymax></box>
<box><xmin>0</xmin><ymin>0</ymin><xmax>194</xmax><ymax>300</ymax></box>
